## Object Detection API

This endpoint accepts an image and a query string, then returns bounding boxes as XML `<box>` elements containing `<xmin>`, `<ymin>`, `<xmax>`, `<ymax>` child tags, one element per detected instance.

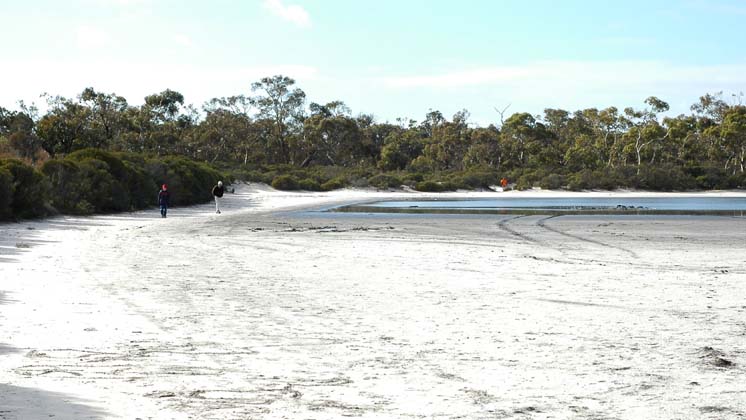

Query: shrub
<box><xmin>0</xmin><ymin>166</ymin><xmax>13</xmax><ymax>220</ymax></box>
<box><xmin>0</xmin><ymin>159</ymin><xmax>49</xmax><ymax>218</ymax></box>
<box><xmin>368</xmin><ymin>174</ymin><xmax>402</xmax><ymax>189</ymax></box>
<box><xmin>271</xmin><ymin>174</ymin><xmax>300</xmax><ymax>190</ymax></box>
<box><xmin>457</xmin><ymin>170</ymin><xmax>498</xmax><ymax>189</ymax></box>
<box><xmin>538</xmin><ymin>173</ymin><xmax>565</xmax><ymax>190</ymax></box>
<box><xmin>567</xmin><ymin>168</ymin><xmax>628</xmax><ymax>191</ymax></box>
<box><xmin>41</xmin><ymin>159</ymin><xmax>86</xmax><ymax>214</ymax></box>
<box><xmin>67</xmin><ymin>149</ymin><xmax>128</xmax><ymax>180</ymax></box>
<box><xmin>123</xmin><ymin>161</ymin><xmax>158</xmax><ymax>209</ymax></box>
<box><xmin>408</xmin><ymin>156</ymin><xmax>436</xmax><ymax>172</ymax></box>
<box><xmin>321</xmin><ymin>176</ymin><xmax>347</xmax><ymax>191</ymax></box>
<box><xmin>515</xmin><ymin>174</ymin><xmax>536</xmax><ymax>190</ymax></box>
<box><xmin>402</xmin><ymin>173</ymin><xmax>424</xmax><ymax>186</ymax></box>
<box><xmin>415</xmin><ymin>180</ymin><xmax>446</xmax><ymax>192</ymax></box>
<box><xmin>635</xmin><ymin>165</ymin><xmax>696</xmax><ymax>191</ymax></box>
<box><xmin>158</xmin><ymin>156</ymin><xmax>224</xmax><ymax>206</ymax></box>
<box><xmin>228</xmin><ymin>169</ymin><xmax>272</xmax><ymax>184</ymax></box>
<box><xmin>76</xmin><ymin>158</ymin><xmax>129</xmax><ymax>212</ymax></box>
<box><xmin>567</xmin><ymin>169</ymin><xmax>595</xmax><ymax>190</ymax></box>
<box><xmin>726</xmin><ymin>172</ymin><xmax>746</xmax><ymax>189</ymax></box>
<box><xmin>298</xmin><ymin>178</ymin><xmax>322</xmax><ymax>191</ymax></box>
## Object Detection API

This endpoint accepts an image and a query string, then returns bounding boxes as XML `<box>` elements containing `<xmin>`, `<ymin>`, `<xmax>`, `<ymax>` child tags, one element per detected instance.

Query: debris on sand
<box><xmin>282</xmin><ymin>383</ymin><xmax>302</xmax><ymax>399</ymax></box>
<box><xmin>462</xmin><ymin>388</ymin><xmax>497</xmax><ymax>405</ymax></box>
<box><xmin>145</xmin><ymin>390</ymin><xmax>176</xmax><ymax>398</ymax></box>
<box><xmin>699</xmin><ymin>347</ymin><xmax>736</xmax><ymax>368</ymax></box>
<box><xmin>514</xmin><ymin>406</ymin><xmax>541</xmax><ymax>414</ymax></box>
<box><xmin>699</xmin><ymin>405</ymin><xmax>732</xmax><ymax>414</ymax></box>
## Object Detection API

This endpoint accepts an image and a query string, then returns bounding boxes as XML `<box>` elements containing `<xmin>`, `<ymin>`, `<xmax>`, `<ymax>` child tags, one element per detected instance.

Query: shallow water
<box><xmin>335</xmin><ymin>197</ymin><xmax>746</xmax><ymax>216</ymax></box>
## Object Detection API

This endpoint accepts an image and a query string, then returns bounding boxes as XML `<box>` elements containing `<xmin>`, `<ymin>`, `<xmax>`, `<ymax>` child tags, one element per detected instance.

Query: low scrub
<box><xmin>368</xmin><ymin>173</ymin><xmax>403</xmax><ymax>189</ymax></box>
<box><xmin>0</xmin><ymin>159</ymin><xmax>49</xmax><ymax>219</ymax></box>
<box><xmin>1</xmin><ymin>149</ymin><xmax>225</xmax><ymax>220</ymax></box>
<box><xmin>271</xmin><ymin>174</ymin><xmax>301</xmax><ymax>190</ymax></box>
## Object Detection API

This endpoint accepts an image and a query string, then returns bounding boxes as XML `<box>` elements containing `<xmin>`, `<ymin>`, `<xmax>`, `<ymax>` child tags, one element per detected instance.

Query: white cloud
<box><xmin>263</xmin><ymin>0</ymin><xmax>311</xmax><ymax>28</ymax></box>
<box><xmin>76</xmin><ymin>26</ymin><xmax>110</xmax><ymax>49</ymax></box>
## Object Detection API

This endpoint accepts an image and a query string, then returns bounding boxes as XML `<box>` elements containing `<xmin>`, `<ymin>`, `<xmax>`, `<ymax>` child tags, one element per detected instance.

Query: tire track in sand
<box><xmin>497</xmin><ymin>216</ymin><xmax>540</xmax><ymax>243</ymax></box>
<box><xmin>536</xmin><ymin>216</ymin><xmax>639</xmax><ymax>259</ymax></box>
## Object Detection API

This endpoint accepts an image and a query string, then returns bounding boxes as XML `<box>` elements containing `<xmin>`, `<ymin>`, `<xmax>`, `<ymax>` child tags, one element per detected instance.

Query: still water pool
<box><xmin>334</xmin><ymin>197</ymin><xmax>746</xmax><ymax>216</ymax></box>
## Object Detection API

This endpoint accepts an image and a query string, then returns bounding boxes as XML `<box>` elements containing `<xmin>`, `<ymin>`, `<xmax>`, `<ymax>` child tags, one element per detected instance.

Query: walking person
<box><xmin>158</xmin><ymin>184</ymin><xmax>170</xmax><ymax>218</ymax></box>
<box><xmin>212</xmin><ymin>180</ymin><xmax>224</xmax><ymax>214</ymax></box>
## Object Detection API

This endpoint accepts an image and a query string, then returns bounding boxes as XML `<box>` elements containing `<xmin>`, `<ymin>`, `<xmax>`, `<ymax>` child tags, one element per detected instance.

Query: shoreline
<box><xmin>1</xmin><ymin>184</ymin><xmax>745</xmax><ymax>419</ymax></box>
<box><xmin>2</xmin><ymin>183</ymin><xmax>746</xmax><ymax>227</ymax></box>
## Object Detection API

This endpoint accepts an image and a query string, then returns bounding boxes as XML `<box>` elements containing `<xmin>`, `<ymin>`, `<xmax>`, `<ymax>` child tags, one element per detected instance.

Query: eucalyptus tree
<box><xmin>196</xmin><ymin>96</ymin><xmax>255</xmax><ymax>163</ymax></box>
<box><xmin>499</xmin><ymin>112</ymin><xmax>554</xmax><ymax>169</ymax></box>
<box><xmin>138</xmin><ymin>89</ymin><xmax>187</xmax><ymax>155</ymax></box>
<box><xmin>719</xmin><ymin>106</ymin><xmax>746</xmax><ymax>173</ymax></box>
<box><xmin>422</xmin><ymin>109</ymin><xmax>472</xmax><ymax>170</ymax></box>
<box><xmin>462</xmin><ymin>125</ymin><xmax>500</xmax><ymax>169</ymax></box>
<box><xmin>379</xmin><ymin>129</ymin><xmax>423</xmax><ymax>171</ymax></box>
<box><xmin>36</xmin><ymin>95</ymin><xmax>94</xmax><ymax>156</ymax></box>
<box><xmin>356</xmin><ymin>114</ymin><xmax>395</xmax><ymax>166</ymax></box>
<box><xmin>1</xmin><ymin>107</ymin><xmax>42</xmax><ymax>161</ymax></box>
<box><xmin>300</xmin><ymin>101</ymin><xmax>362</xmax><ymax>166</ymax></box>
<box><xmin>250</xmin><ymin>75</ymin><xmax>306</xmax><ymax>164</ymax></box>
<box><xmin>79</xmin><ymin>87</ymin><xmax>128</xmax><ymax>147</ymax></box>
<box><xmin>620</xmin><ymin>97</ymin><xmax>671</xmax><ymax>173</ymax></box>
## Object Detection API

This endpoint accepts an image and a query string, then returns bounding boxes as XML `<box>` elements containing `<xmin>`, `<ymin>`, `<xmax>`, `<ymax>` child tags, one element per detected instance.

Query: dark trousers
<box><xmin>160</xmin><ymin>205</ymin><xmax>168</xmax><ymax>217</ymax></box>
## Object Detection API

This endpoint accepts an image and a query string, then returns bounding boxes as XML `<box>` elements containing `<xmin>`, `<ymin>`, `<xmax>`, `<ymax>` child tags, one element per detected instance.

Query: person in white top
<box><xmin>211</xmin><ymin>180</ymin><xmax>224</xmax><ymax>214</ymax></box>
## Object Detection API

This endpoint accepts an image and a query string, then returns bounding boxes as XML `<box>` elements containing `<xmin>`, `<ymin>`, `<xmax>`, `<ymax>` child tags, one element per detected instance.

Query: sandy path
<box><xmin>1</xmin><ymin>185</ymin><xmax>745</xmax><ymax>419</ymax></box>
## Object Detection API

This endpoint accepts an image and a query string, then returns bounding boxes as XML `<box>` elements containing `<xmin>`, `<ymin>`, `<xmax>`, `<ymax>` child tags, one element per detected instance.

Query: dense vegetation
<box><xmin>0</xmin><ymin>151</ymin><xmax>223</xmax><ymax>220</ymax></box>
<box><xmin>1</xmin><ymin>75</ymin><xmax>745</xmax><ymax>220</ymax></box>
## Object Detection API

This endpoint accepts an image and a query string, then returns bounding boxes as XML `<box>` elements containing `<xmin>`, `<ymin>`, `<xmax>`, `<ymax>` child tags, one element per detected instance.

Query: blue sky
<box><xmin>1</xmin><ymin>0</ymin><xmax>746</xmax><ymax>125</ymax></box>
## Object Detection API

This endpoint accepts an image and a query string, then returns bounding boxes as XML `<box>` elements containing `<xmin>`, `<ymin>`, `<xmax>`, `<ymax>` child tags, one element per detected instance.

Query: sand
<box><xmin>1</xmin><ymin>185</ymin><xmax>745</xmax><ymax>419</ymax></box>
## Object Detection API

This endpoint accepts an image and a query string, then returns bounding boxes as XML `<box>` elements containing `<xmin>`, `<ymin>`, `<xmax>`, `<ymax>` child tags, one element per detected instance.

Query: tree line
<box><xmin>2</xmin><ymin>75</ymin><xmax>746</xmax><ymax>210</ymax></box>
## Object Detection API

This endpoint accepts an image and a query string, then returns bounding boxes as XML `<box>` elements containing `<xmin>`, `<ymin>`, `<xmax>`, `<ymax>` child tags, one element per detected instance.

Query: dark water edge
<box><xmin>331</xmin><ymin>205</ymin><xmax>746</xmax><ymax>217</ymax></box>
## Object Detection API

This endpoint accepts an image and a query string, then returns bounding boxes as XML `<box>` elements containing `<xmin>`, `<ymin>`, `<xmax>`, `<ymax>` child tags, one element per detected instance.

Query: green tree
<box><xmin>250</xmin><ymin>75</ymin><xmax>306</xmax><ymax>164</ymax></box>
<box><xmin>719</xmin><ymin>106</ymin><xmax>746</xmax><ymax>173</ymax></box>
<box><xmin>37</xmin><ymin>96</ymin><xmax>93</xmax><ymax>156</ymax></box>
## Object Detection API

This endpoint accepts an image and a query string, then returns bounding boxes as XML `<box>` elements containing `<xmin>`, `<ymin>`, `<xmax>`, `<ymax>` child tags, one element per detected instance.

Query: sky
<box><xmin>1</xmin><ymin>0</ymin><xmax>746</xmax><ymax>125</ymax></box>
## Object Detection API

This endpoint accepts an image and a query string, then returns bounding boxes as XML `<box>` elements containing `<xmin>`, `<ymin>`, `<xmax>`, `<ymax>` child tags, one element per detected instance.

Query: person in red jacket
<box><xmin>158</xmin><ymin>184</ymin><xmax>170</xmax><ymax>218</ymax></box>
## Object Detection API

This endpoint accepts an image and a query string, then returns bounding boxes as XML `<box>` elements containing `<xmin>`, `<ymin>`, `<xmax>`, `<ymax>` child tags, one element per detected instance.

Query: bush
<box><xmin>228</xmin><ymin>169</ymin><xmax>273</xmax><ymax>184</ymax></box>
<box><xmin>321</xmin><ymin>176</ymin><xmax>347</xmax><ymax>191</ymax></box>
<box><xmin>368</xmin><ymin>174</ymin><xmax>403</xmax><ymax>189</ymax></box>
<box><xmin>415</xmin><ymin>180</ymin><xmax>446</xmax><ymax>192</ymax></box>
<box><xmin>0</xmin><ymin>159</ymin><xmax>49</xmax><ymax>218</ymax></box>
<box><xmin>457</xmin><ymin>170</ymin><xmax>498</xmax><ymax>189</ymax></box>
<box><xmin>0</xmin><ymin>166</ymin><xmax>13</xmax><ymax>220</ymax></box>
<box><xmin>402</xmin><ymin>173</ymin><xmax>424</xmax><ymax>186</ymax></box>
<box><xmin>408</xmin><ymin>156</ymin><xmax>435</xmax><ymax>172</ymax></box>
<box><xmin>41</xmin><ymin>159</ymin><xmax>86</xmax><ymax>214</ymax></box>
<box><xmin>567</xmin><ymin>168</ymin><xmax>628</xmax><ymax>191</ymax></box>
<box><xmin>567</xmin><ymin>169</ymin><xmax>595</xmax><ymax>190</ymax></box>
<box><xmin>271</xmin><ymin>174</ymin><xmax>301</xmax><ymax>190</ymax></box>
<box><xmin>538</xmin><ymin>173</ymin><xmax>565</xmax><ymax>190</ymax></box>
<box><xmin>298</xmin><ymin>178</ymin><xmax>322</xmax><ymax>191</ymax></box>
<box><xmin>67</xmin><ymin>149</ymin><xmax>128</xmax><ymax>180</ymax></box>
<box><xmin>157</xmin><ymin>156</ymin><xmax>224</xmax><ymax>206</ymax></box>
<box><xmin>635</xmin><ymin>165</ymin><xmax>696</xmax><ymax>191</ymax></box>
<box><xmin>77</xmin><ymin>158</ymin><xmax>130</xmax><ymax>212</ymax></box>
<box><xmin>726</xmin><ymin>172</ymin><xmax>746</xmax><ymax>189</ymax></box>
<box><xmin>2</xmin><ymin>152</ymin><xmax>224</xmax><ymax>219</ymax></box>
